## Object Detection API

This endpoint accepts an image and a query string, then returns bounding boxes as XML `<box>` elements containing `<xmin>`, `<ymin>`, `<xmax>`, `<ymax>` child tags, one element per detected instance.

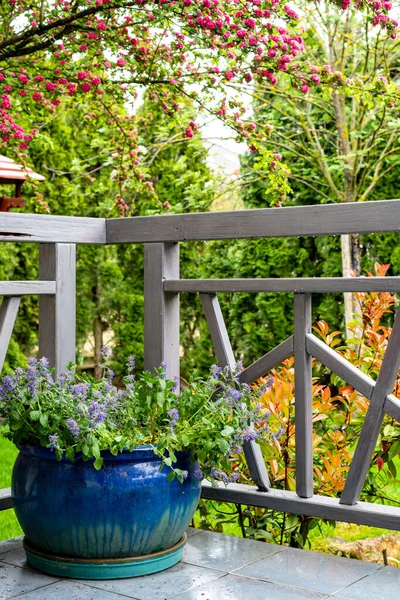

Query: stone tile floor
<box><xmin>0</xmin><ymin>528</ymin><xmax>399</xmax><ymax>599</ymax></box>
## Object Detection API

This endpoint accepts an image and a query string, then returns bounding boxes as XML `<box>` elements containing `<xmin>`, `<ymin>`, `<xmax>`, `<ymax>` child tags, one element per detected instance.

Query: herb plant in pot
<box><xmin>0</xmin><ymin>349</ymin><xmax>272</xmax><ymax>579</ymax></box>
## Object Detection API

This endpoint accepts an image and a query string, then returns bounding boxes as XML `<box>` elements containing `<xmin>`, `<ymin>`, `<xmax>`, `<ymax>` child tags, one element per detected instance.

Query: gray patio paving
<box><xmin>0</xmin><ymin>528</ymin><xmax>398</xmax><ymax>599</ymax></box>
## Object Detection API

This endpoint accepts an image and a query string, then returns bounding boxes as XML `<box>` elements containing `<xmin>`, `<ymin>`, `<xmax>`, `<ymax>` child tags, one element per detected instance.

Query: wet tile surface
<box><xmin>182</xmin><ymin>530</ymin><xmax>284</xmax><ymax>572</ymax></box>
<box><xmin>0</xmin><ymin>530</ymin><xmax>396</xmax><ymax>600</ymax></box>
<box><xmin>332</xmin><ymin>564</ymin><xmax>400</xmax><ymax>600</ymax></box>
<box><xmin>12</xmin><ymin>580</ymin><xmax>130</xmax><ymax>600</ymax></box>
<box><xmin>0</xmin><ymin>537</ymin><xmax>23</xmax><ymax>556</ymax></box>
<box><xmin>172</xmin><ymin>574</ymin><xmax>330</xmax><ymax>599</ymax></box>
<box><xmin>81</xmin><ymin>562</ymin><xmax>224</xmax><ymax>600</ymax></box>
<box><xmin>235</xmin><ymin>546</ymin><xmax>382</xmax><ymax>595</ymax></box>
<box><xmin>0</xmin><ymin>561</ymin><xmax>58</xmax><ymax>599</ymax></box>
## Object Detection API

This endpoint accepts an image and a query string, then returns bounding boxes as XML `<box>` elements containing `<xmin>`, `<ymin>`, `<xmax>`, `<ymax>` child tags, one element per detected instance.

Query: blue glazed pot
<box><xmin>12</xmin><ymin>445</ymin><xmax>201</xmax><ymax>559</ymax></box>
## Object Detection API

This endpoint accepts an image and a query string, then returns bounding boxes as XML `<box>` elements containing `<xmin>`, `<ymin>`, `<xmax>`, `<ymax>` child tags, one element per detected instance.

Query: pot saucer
<box><xmin>23</xmin><ymin>533</ymin><xmax>187</xmax><ymax>579</ymax></box>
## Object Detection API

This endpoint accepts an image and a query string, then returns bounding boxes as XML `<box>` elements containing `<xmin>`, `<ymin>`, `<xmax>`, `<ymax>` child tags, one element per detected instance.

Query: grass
<box><xmin>0</xmin><ymin>437</ymin><xmax>22</xmax><ymax>541</ymax></box>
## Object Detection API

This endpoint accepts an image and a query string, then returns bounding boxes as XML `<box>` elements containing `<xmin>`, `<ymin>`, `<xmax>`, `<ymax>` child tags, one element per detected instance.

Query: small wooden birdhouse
<box><xmin>0</xmin><ymin>155</ymin><xmax>45</xmax><ymax>212</ymax></box>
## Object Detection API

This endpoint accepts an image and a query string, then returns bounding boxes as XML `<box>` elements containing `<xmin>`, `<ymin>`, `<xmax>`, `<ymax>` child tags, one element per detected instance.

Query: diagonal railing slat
<box><xmin>238</xmin><ymin>336</ymin><xmax>294</xmax><ymax>385</ymax></box>
<box><xmin>199</xmin><ymin>294</ymin><xmax>236</xmax><ymax>370</ymax></box>
<box><xmin>340</xmin><ymin>307</ymin><xmax>400</xmax><ymax>506</ymax></box>
<box><xmin>294</xmin><ymin>294</ymin><xmax>314</xmax><ymax>498</ymax></box>
<box><xmin>0</xmin><ymin>297</ymin><xmax>21</xmax><ymax>372</ymax></box>
<box><xmin>199</xmin><ymin>293</ymin><xmax>270</xmax><ymax>492</ymax></box>
<box><xmin>306</xmin><ymin>334</ymin><xmax>400</xmax><ymax>421</ymax></box>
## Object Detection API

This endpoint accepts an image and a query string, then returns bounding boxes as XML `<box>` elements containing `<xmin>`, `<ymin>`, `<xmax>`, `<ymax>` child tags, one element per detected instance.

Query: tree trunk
<box><xmin>341</xmin><ymin>233</ymin><xmax>362</xmax><ymax>339</ymax></box>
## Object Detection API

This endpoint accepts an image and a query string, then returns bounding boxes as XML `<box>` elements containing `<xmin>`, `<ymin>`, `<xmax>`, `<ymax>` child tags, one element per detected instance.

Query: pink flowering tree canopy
<box><xmin>0</xmin><ymin>0</ymin><xmax>398</xmax><ymax>209</ymax></box>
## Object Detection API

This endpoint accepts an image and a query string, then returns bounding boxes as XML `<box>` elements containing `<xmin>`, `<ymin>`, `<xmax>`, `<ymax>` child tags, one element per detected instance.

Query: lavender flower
<box><xmin>211</xmin><ymin>365</ymin><xmax>222</xmax><ymax>379</ymax></box>
<box><xmin>210</xmin><ymin>468</ymin><xmax>239</xmax><ymax>485</ymax></box>
<box><xmin>48</xmin><ymin>433</ymin><xmax>59</xmax><ymax>450</ymax></box>
<box><xmin>69</xmin><ymin>382</ymin><xmax>89</xmax><ymax>400</ymax></box>
<box><xmin>180</xmin><ymin>470</ymin><xmax>188</xmax><ymax>480</ymax></box>
<box><xmin>241</xmin><ymin>429</ymin><xmax>259</xmax><ymax>443</ymax></box>
<box><xmin>100</xmin><ymin>345</ymin><xmax>111</xmax><ymax>361</ymax></box>
<box><xmin>168</xmin><ymin>408</ymin><xmax>179</xmax><ymax>428</ymax></box>
<box><xmin>88</xmin><ymin>401</ymin><xmax>107</xmax><ymax>427</ymax></box>
<box><xmin>160</xmin><ymin>361</ymin><xmax>167</xmax><ymax>377</ymax></box>
<box><xmin>2</xmin><ymin>376</ymin><xmax>16</xmax><ymax>392</ymax></box>
<box><xmin>193</xmin><ymin>469</ymin><xmax>203</xmax><ymax>480</ymax></box>
<box><xmin>171</xmin><ymin>376</ymin><xmax>179</xmax><ymax>392</ymax></box>
<box><xmin>66</xmin><ymin>418</ymin><xmax>80</xmax><ymax>438</ymax></box>
<box><xmin>224</xmin><ymin>386</ymin><xmax>242</xmax><ymax>407</ymax></box>
<box><xmin>127</xmin><ymin>356</ymin><xmax>135</xmax><ymax>370</ymax></box>
<box><xmin>258</xmin><ymin>377</ymin><xmax>274</xmax><ymax>396</ymax></box>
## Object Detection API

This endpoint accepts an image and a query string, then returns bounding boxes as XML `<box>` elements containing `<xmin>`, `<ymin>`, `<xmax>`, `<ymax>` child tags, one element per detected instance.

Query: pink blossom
<box><xmin>185</xmin><ymin>127</ymin><xmax>194</xmax><ymax>138</ymax></box>
<box><xmin>301</xmin><ymin>84</ymin><xmax>309</xmax><ymax>93</ymax></box>
<box><xmin>311</xmin><ymin>74</ymin><xmax>321</xmax><ymax>84</ymax></box>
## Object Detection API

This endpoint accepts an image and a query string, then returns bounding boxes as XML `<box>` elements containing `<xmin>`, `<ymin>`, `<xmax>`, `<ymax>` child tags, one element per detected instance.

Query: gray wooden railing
<box><xmin>0</xmin><ymin>200</ymin><xmax>399</xmax><ymax>531</ymax></box>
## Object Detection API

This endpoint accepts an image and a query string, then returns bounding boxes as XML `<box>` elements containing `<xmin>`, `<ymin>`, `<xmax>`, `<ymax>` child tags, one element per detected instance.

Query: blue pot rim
<box><xmin>16</xmin><ymin>444</ymin><xmax>176</xmax><ymax>464</ymax></box>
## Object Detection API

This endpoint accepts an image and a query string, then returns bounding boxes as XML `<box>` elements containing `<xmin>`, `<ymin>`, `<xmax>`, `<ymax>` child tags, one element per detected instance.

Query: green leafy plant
<box><xmin>0</xmin><ymin>348</ymin><xmax>274</xmax><ymax>484</ymax></box>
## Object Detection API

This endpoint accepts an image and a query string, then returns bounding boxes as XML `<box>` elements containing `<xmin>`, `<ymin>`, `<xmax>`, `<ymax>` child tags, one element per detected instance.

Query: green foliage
<box><xmin>0</xmin><ymin>94</ymin><xmax>217</xmax><ymax>377</ymax></box>
<box><xmin>0</xmin><ymin>356</ymin><xmax>273</xmax><ymax>483</ymax></box>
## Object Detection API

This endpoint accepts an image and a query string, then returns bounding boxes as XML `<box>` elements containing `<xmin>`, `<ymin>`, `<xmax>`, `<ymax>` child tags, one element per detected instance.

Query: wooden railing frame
<box><xmin>0</xmin><ymin>200</ymin><xmax>399</xmax><ymax>529</ymax></box>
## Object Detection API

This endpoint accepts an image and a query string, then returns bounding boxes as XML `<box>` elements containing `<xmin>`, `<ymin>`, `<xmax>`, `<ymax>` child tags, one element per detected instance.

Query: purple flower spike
<box><xmin>127</xmin><ymin>356</ymin><xmax>135</xmax><ymax>370</ymax></box>
<box><xmin>211</xmin><ymin>365</ymin><xmax>222</xmax><ymax>379</ymax></box>
<box><xmin>100</xmin><ymin>345</ymin><xmax>111</xmax><ymax>361</ymax></box>
<box><xmin>160</xmin><ymin>361</ymin><xmax>167</xmax><ymax>377</ymax></box>
<box><xmin>194</xmin><ymin>469</ymin><xmax>203</xmax><ymax>480</ymax></box>
<box><xmin>48</xmin><ymin>433</ymin><xmax>59</xmax><ymax>450</ymax></box>
<box><xmin>66</xmin><ymin>418</ymin><xmax>80</xmax><ymax>438</ymax></box>
<box><xmin>168</xmin><ymin>408</ymin><xmax>179</xmax><ymax>428</ymax></box>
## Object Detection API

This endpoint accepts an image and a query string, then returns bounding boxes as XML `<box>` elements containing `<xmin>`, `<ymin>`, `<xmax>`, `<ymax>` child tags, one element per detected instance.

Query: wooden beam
<box><xmin>0</xmin><ymin>488</ymin><xmax>12</xmax><ymax>511</ymax></box>
<box><xmin>306</xmin><ymin>334</ymin><xmax>374</xmax><ymax>400</ymax></box>
<box><xmin>306</xmin><ymin>334</ymin><xmax>400</xmax><ymax>422</ymax></box>
<box><xmin>200</xmin><ymin>294</ymin><xmax>235</xmax><ymax>370</ymax></box>
<box><xmin>384</xmin><ymin>394</ymin><xmax>400</xmax><ymax>422</ymax></box>
<box><xmin>201</xmin><ymin>482</ymin><xmax>400</xmax><ymax>531</ymax></box>
<box><xmin>164</xmin><ymin>277</ymin><xmax>400</xmax><ymax>294</ymax></box>
<box><xmin>107</xmin><ymin>200</ymin><xmax>400</xmax><ymax>244</ymax></box>
<box><xmin>144</xmin><ymin>243</ymin><xmax>180</xmax><ymax>382</ymax></box>
<box><xmin>0</xmin><ymin>213</ymin><xmax>105</xmax><ymax>243</ymax></box>
<box><xmin>340</xmin><ymin>308</ymin><xmax>400</xmax><ymax>505</ymax></box>
<box><xmin>239</xmin><ymin>336</ymin><xmax>294</xmax><ymax>384</ymax></box>
<box><xmin>0</xmin><ymin>297</ymin><xmax>21</xmax><ymax>372</ymax></box>
<box><xmin>39</xmin><ymin>244</ymin><xmax>76</xmax><ymax>376</ymax></box>
<box><xmin>200</xmin><ymin>293</ymin><xmax>270</xmax><ymax>492</ymax></box>
<box><xmin>294</xmin><ymin>294</ymin><xmax>314</xmax><ymax>498</ymax></box>
<box><xmin>0</xmin><ymin>281</ymin><xmax>55</xmax><ymax>296</ymax></box>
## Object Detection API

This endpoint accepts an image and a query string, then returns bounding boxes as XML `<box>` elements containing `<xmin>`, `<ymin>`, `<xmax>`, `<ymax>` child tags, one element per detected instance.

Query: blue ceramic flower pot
<box><xmin>12</xmin><ymin>446</ymin><xmax>201</xmax><ymax>560</ymax></box>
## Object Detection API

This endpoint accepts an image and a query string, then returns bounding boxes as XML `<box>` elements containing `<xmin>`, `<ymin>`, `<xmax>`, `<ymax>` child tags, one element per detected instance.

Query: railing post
<box><xmin>144</xmin><ymin>243</ymin><xmax>180</xmax><ymax>382</ymax></box>
<box><xmin>39</xmin><ymin>243</ymin><xmax>76</xmax><ymax>375</ymax></box>
<box><xmin>294</xmin><ymin>293</ymin><xmax>314</xmax><ymax>498</ymax></box>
